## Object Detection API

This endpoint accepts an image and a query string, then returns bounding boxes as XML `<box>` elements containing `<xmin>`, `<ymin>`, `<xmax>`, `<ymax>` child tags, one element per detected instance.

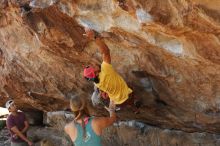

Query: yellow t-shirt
<box><xmin>95</xmin><ymin>62</ymin><xmax>133</xmax><ymax>104</ymax></box>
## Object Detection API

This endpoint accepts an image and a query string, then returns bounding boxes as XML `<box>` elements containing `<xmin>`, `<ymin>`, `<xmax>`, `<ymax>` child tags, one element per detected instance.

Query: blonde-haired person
<box><xmin>64</xmin><ymin>95</ymin><xmax>116</xmax><ymax>146</ymax></box>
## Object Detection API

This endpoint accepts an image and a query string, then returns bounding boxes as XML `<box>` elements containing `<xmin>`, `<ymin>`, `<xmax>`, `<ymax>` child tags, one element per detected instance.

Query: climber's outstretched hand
<box><xmin>105</xmin><ymin>100</ymin><xmax>116</xmax><ymax>113</ymax></box>
<box><xmin>84</xmin><ymin>27</ymin><xmax>111</xmax><ymax>64</ymax></box>
<box><xmin>84</xmin><ymin>27</ymin><xmax>95</xmax><ymax>40</ymax></box>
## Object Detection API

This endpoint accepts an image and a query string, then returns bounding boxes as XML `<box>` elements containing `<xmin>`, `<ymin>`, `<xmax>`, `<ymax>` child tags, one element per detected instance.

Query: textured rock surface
<box><xmin>26</xmin><ymin>118</ymin><xmax>220</xmax><ymax>146</ymax></box>
<box><xmin>24</xmin><ymin>112</ymin><xmax>220</xmax><ymax>146</ymax></box>
<box><xmin>0</xmin><ymin>127</ymin><xmax>10</xmax><ymax>146</ymax></box>
<box><xmin>27</xmin><ymin>126</ymin><xmax>72</xmax><ymax>146</ymax></box>
<box><xmin>2</xmin><ymin>113</ymin><xmax>220</xmax><ymax>146</ymax></box>
<box><xmin>43</xmin><ymin>111</ymin><xmax>73</xmax><ymax>130</ymax></box>
<box><xmin>1</xmin><ymin>0</ymin><xmax>220</xmax><ymax>134</ymax></box>
<box><xmin>103</xmin><ymin>121</ymin><xmax>220</xmax><ymax>146</ymax></box>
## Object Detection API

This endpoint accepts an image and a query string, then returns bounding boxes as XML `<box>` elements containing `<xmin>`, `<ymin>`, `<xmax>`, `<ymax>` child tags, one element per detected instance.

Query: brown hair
<box><xmin>70</xmin><ymin>94</ymin><xmax>90</xmax><ymax>140</ymax></box>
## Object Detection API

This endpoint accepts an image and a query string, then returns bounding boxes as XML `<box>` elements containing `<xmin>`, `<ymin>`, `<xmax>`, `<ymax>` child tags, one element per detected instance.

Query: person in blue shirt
<box><xmin>64</xmin><ymin>94</ymin><xmax>116</xmax><ymax>146</ymax></box>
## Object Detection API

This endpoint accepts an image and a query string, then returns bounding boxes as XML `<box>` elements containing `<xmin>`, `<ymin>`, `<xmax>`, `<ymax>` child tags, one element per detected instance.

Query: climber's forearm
<box><xmin>95</xmin><ymin>38</ymin><xmax>110</xmax><ymax>55</ymax></box>
<box><xmin>95</xmin><ymin>37</ymin><xmax>111</xmax><ymax>63</ymax></box>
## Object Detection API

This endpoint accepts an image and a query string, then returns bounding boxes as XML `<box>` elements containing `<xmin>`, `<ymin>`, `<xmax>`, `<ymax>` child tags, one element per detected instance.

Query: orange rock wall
<box><xmin>0</xmin><ymin>0</ymin><xmax>220</xmax><ymax>133</ymax></box>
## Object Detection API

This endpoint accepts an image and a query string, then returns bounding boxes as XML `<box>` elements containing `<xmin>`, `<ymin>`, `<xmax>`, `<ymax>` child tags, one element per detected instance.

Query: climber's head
<box><xmin>83</xmin><ymin>64</ymin><xmax>100</xmax><ymax>83</ymax></box>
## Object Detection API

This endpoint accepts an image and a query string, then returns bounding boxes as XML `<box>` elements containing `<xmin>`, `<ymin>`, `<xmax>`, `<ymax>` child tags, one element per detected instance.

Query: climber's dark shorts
<box><xmin>119</xmin><ymin>92</ymin><xmax>141</xmax><ymax>108</ymax></box>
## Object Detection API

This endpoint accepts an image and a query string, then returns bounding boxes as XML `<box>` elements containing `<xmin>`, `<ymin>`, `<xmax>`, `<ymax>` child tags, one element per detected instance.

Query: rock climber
<box><xmin>83</xmin><ymin>28</ymin><xmax>141</xmax><ymax>114</ymax></box>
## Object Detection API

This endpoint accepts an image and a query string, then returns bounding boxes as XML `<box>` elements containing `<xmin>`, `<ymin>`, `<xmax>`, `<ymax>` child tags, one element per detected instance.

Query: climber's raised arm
<box><xmin>83</xmin><ymin>28</ymin><xmax>142</xmax><ymax>115</ymax></box>
<box><xmin>95</xmin><ymin>37</ymin><xmax>111</xmax><ymax>64</ymax></box>
<box><xmin>84</xmin><ymin>28</ymin><xmax>111</xmax><ymax>64</ymax></box>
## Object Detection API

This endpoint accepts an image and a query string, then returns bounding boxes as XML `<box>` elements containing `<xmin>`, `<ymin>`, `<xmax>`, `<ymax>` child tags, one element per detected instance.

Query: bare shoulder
<box><xmin>92</xmin><ymin>117</ymin><xmax>105</xmax><ymax>123</ymax></box>
<box><xmin>92</xmin><ymin>116</ymin><xmax>108</xmax><ymax>127</ymax></box>
<box><xmin>65</xmin><ymin>121</ymin><xmax>77</xmax><ymax>141</ymax></box>
<box><xmin>91</xmin><ymin>117</ymin><xmax>104</xmax><ymax>136</ymax></box>
<box><xmin>65</xmin><ymin>121</ymin><xmax>75</xmax><ymax>133</ymax></box>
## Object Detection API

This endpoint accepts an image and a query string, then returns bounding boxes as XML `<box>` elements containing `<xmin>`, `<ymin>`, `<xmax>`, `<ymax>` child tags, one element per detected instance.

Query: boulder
<box><xmin>1</xmin><ymin>0</ymin><xmax>220</xmax><ymax>134</ymax></box>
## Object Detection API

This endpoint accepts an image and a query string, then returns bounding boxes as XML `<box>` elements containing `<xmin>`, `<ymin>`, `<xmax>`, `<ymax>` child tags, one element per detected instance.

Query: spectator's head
<box><xmin>5</xmin><ymin>100</ymin><xmax>17</xmax><ymax>112</ymax></box>
<box><xmin>70</xmin><ymin>94</ymin><xmax>89</xmax><ymax>118</ymax></box>
<box><xmin>70</xmin><ymin>94</ymin><xmax>90</xmax><ymax>140</ymax></box>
